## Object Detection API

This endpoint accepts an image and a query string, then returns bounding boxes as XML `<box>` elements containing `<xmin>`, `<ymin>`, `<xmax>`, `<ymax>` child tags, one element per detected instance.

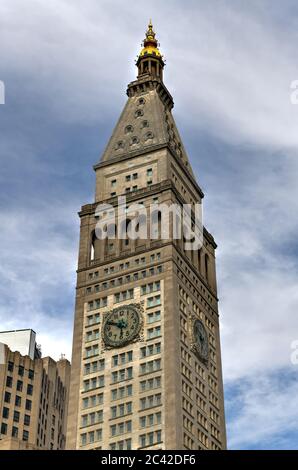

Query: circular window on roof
<box><xmin>138</xmin><ymin>97</ymin><xmax>146</xmax><ymax>106</ymax></box>
<box><xmin>145</xmin><ymin>131</ymin><xmax>154</xmax><ymax>141</ymax></box>
<box><xmin>115</xmin><ymin>140</ymin><xmax>124</xmax><ymax>150</ymax></box>
<box><xmin>135</xmin><ymin>109</ymin><xmax>144</xmax><ymax>118</ymax></box>
<box><xmin>125</xmin><ymin>125</ymin><xmax>133</xmax><ymax>134</ymax></box>
<box><xmin>130</xmin><ymin>136</ymin><xmax>139</xmax><ymax>145</ymax></box>
<box><xmin>141</xmin><ymin>120</ymin><xmax>149</xmax><ymax>129</ymax></box>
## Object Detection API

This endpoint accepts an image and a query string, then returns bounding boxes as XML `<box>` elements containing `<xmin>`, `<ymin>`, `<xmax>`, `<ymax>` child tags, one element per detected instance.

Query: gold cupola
<box><xmin>136</xmin><ymin>20</ymin><xmax>165</xmax><ymax>80</ymax></box>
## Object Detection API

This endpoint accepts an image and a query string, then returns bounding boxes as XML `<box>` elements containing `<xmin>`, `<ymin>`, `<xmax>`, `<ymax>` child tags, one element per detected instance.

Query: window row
<box><xmin>111</xmin><ymin>367</ymin><xmax>133</xmax><ymax>384</ymax></box>
<box><xmin>86</xmin><ymin>266</ymin><xmax>163</xmax><ymax>296</ymax></box>
<box><xmin>140</xmin><ymin>376</ymin><xmax>161</xmax><ymax>393</ymax></box>
<box><xmin>0</xmin><ymin>423</ymin><xmax>29</xmax><ymax>441</ymax></box>
<box><xmin>85</xmin><ymin>328</ymin><xmax>100</xmax><ymax>342</ymax></box>
<box><xmin>111</xmin><ymin>402</ymin><xmax>132</xmax><ymax>419</ymax></box>
<box><xmin>81</xmin><ymin>410</ymin><xmax>103</xmax><ymax>427</ymax></box>
<box><xmin>90</xmin><ymin>252</ymin><xmax>161</xmax><ymax>279</ymax></box>
<box><xmin>84</xmin><ymin>359</ymin><xmax>105</xmax><ymax>375</ymax></box>
<box><xmin>112</xmin><ymin>351</ymin><xmax>133</xmax><ymax>367</ymax></box>
<box><xmin>141</xmin><ymin>281</ymin><xmax>161</xmax><ymax>295</ymax></box>
<box><xmin>114</xmin><ymin>289</ymin><xmax>134</xmax><ymax>303</ymax></box>
<box><xmin>140</xmin><ymin>393</ymin><xmax>162</xmax><ymax>410</ymax></box>
<box><xmin>5</xmin><ymin>377</ymin><xmax>33</xmax><ymax>395</ymax></box>
<box><xmin>87</xmin><ymin>297</ymin><xmax>107</xmax><ymax>311</ymax></box>
<box><xmin>7</xmin><ymin>363</ymin><xmax>34</xmax><ymax>380</ymax></box>
<box><xmin>139</xmin><ymin>430</ymin><xmax>162</xmax><ymax>448</ymax></box>
<box><xmin>140</xmin><ymin>359</ymin><xmax>161</xmax><ymax>376</ymax></box>
<box><xmin>140</xmin><ymin>342</ymin><xmax>161</xmax><ymax>358</ymax></box>
<box><xmin>110</xmin><ymin>438</ymin><xmax>131</xmax><ymax>450</ymax></box>
<box><xmin>111</xmin><ymin>384</ymin><xmax>133</xmax><ymax>401</ymax></box>
<box><xmin>110</xmin><ymin>420</ymin><xmax>132</xmax><ymax>437</ymax></box>
<box><xmin>80</xmin><ymin>429</ymin><xmax>102</xmax><ymax>446</ymax></box>
<box><xmin>4</xmin><ymin>393</ymin><xmax>32</xmax><ymax>411</ymax></box>
<box><xmin>140</xmin><ymin>412</ymin><xmax>161</xmax><ymax>428</ymax></box>
<box><xmin>82</xmin><ymin>393</ymin><xmax>104</xmax><ymax>410</ymax></box>
<box><xmin>83</xmin><ymin>375</ymin><xmax>105</xmax><ymax>392</ymax></box>
<box><xmin>2</xmin><ymin>408</ymin><xmax>31</xmax><ymax>426</ymax></box>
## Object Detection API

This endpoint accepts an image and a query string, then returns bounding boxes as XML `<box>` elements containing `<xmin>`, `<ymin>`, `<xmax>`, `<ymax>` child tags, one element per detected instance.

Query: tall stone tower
<box><xmin>66</xmin><ymin>21</ymin><xmax>226</xmax><ymax>450</ymax></box>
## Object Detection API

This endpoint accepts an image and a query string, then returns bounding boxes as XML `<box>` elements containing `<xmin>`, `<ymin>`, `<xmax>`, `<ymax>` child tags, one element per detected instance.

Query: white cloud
<box><xmin>0</xmin><ymin>201</ymin><xmax>78</xmax><ymax>361</ymax></box>
<box><xmin>203</xmin><ymin>148</ymin><xmax>298</xmax><ymax>382</ymax></box>
<box><xmin>226</xmin><ymin>369</ymin><xmax>298</xmax><ymax>449</ymax></box>
<box><xmin>2</xmin><ymin>0</ymin><xmax>298</xmax><ymax>148</ymax></box>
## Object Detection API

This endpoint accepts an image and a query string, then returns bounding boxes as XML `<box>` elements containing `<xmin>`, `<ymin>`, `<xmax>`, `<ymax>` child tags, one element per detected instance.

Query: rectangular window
<box><xmin>147</xmin><ymin>310</ymin><xmax>161</xmax><ymax>323</ymax></box>
<box><xmin>15</xmin><ymin>395</ymin><xmax>22</xmax><ymax>407</ymax></box>
<box><xmin>27</xmin><ymin>384</ymin><xmax>33</xmax><ymax>396</ymax></box>
<box><xmin>2</xmin><ymin>407</ymin><xmax>9</xmax><ymax>419</ymax></box>
<box><xmin>8</xmin><ymin>361</ymin><xmax>14</xmax><ymax>372</ymax></box>
<box><xmin>13</xmin><ymin>411</ymin><xmax>20</xmax><ymax>423</ymax></box>
<box><xmin>17</xmin><ymin>380</ymin><xmax>23</xmax><ymax>392</ymax></box>
<box><xmin>1</xmin><ymin>423</ymin><xmax>7</xmax><ymax>435</ymax></box>
<box><xmin>12</xmin><ymin>426</ymin><xmax>18</xmax><ymax>438</ymax></box>
<box><xmin>28</xmin><ymin>369</ymin><xmax>34</xmax><ymax>380</ymax></box>
<box><xmin>24</xmin><ymin>415</ymin><xmax>30</xmax><ymax>426</ymax></box>
<box><xmin>18</xmin><ymin>365</ymin><xmax>24</xmax><ymax>376</ymax></box>
<box><xmin>6</xmin><ymin>376</ymin><xmax>12</xmax><ymax>388</ymax></box>
<box><xmin>81</xmin><ymin>433</ymin><xmax>87</xmax><ymax>446</ymax></box>
<box><xmin>147</xmin><ymin>326</ymin><xmax>161</xmax><ymax>339</ymax></box>
<box><xmin>147</xmin><ymin>295</ymin><xmax>161</xmax><ymax>308</ymax></box>
<box><xmin>4</xmin><ymin>392</ymin><xmax>11</xmax><ymax>404</ymax></box>
<box><xmin>114</xmin><ymin>289</ymin><xmax>134</xmax><ymax>303</ymax></box>
<box><xmin>82</xmin><ymin>397</ymin><xmax>89</xmax><ymax>409</ymax></box>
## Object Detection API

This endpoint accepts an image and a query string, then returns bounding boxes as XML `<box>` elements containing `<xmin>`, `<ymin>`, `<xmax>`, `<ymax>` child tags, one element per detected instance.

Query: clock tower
<box><xmin>66</xmin><ymin>21</ymin><xmax>226</xmax><ymax>450</ymax></box>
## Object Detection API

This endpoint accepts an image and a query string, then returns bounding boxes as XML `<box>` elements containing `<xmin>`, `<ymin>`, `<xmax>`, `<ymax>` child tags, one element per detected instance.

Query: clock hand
<box><xmin>107</xmin><ymin>320</ymin><xmax>120</xmax><ymax>327</ymax></box>
<box><xmin>117</xmin><ymin>319</ymin><xmax>127</xmax><ymax>329</ymax></box>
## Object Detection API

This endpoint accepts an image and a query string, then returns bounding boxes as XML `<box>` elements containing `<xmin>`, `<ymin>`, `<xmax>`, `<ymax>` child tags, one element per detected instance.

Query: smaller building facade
<box><xmin>0</xmin><ymin>342</ymin><xmax>70</xmax><ymax>450</ymax></box>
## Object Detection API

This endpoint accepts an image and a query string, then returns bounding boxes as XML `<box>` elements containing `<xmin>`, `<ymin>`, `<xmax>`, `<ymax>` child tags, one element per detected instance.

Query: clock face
<box><xmin>103</xmin><ymin>305</ymin><xmax>141</xmax><ymax>347</ymax></box>
<box><xmin>193</xmin><ymin>319</ymin><xmax>209</xmax><ymax>361</ymax></box>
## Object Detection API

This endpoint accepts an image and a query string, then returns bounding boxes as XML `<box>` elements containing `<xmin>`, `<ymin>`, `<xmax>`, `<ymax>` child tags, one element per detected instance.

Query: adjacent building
<box><xmin>65</xmin><ymin>21</ymin><xmax>227</xmax><ymax>450</ymax></box>
<box><xmin>0</xmin><ymin>329</ymin><xmax>41</xmax><ymax>360</ymax></box>
<box><xmin>0</xmin><ymin>331</ymin><xmax>70</xmax><ymax>450</ymax></box>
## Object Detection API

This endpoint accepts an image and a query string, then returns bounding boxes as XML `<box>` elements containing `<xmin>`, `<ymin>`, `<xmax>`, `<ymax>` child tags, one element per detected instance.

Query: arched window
<box><xmin>205</xmin><ymin>253</ymin><xmax>209</xmax><ymax>283</ymax></box>
<box><xmin>104</xmin><ymin>224</ymin><xmax>117</xmax><ymax>258</ymax></box>
<box><xmin>90</xmin><ymin>232</ymin><xmax>95</xmax><ymax>261</ymax></box>
<box><xmin>90</xmin><ymin>231</ymin><xmax>100</xmax><ymax>262</ymax></box>
<box><xmin>120</xmin><ymin>219</ymin><xmax>131</xmax><ymax>251</ymax></box>
<box><xmin>198</xmin><ymin>249</ymin><xmax>201</xmax><ymax>272</ymax></box>
<box><xmin>151</xmin><ymin>211</ymin><xmax>162</xmax><ymax>240</ymax></box>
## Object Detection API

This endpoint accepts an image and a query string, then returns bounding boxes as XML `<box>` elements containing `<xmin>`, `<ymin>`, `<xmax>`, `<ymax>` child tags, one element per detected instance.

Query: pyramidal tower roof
<box><xmin>96</xmin><ymin>21</ymin><xmax>195</xmax><ymax>180</ymax></box>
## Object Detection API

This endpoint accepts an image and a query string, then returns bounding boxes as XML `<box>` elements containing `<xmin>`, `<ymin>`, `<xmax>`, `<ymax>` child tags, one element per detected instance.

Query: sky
<box><xmin>1</xmin><ymin>0</ymin><xmax>298</xmax><ymax>450</ymax></box>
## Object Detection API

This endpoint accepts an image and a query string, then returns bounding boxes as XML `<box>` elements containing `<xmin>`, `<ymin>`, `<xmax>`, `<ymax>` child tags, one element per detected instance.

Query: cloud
<box><xmin>225</xmin><ymin>367</ymin><xmax>298</xmax><ymax>449</ymax></box>
<box><xmin>204</xmin><ymin>147</ymin><xmax>298</xmax><ymax>381</ymax></box>
<box><xmin>0</xmin><ymin>201</ymin><xmax>78</xmax><ymax>360</ymax></box>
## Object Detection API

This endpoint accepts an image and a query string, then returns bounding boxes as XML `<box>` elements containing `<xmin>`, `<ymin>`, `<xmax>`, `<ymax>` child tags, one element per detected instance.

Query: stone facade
<box><xmin>66</xmin><ymin>22</ymin><xmax>226</xmax><ymax>450</ymax></box>
<box><xmin>0</xmin><ymin>343</ymin><xmax>70</xmax><ymax>450</ymax></box>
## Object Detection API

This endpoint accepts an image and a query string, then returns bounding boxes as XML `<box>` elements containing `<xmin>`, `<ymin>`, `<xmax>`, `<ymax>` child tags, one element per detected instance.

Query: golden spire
<box><xmin>139</xmin><ymin>19</ymin><xmax>162</xmax><ymax>58</ymax></box>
